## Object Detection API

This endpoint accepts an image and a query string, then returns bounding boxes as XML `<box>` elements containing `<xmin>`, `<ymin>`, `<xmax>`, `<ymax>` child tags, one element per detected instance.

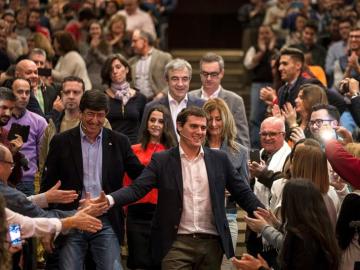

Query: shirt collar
<box><xmin>79</xmin><ymin>122</ymin><xmax>103</xmax><ymax>143</ymax></box>
<box><xmin>200</xmin><ymin>86</ymin><xmax>221</xmax><ymax>100</ymax></box>
<box><xmin>141</xmin><ymin>48</ymin><xmax>153</xmax><ymax>60</ymax></box>
<box><xmin>168</xmin><ymin>93</ymin><xmax>188</xmax><ymax>105</ymax></box>
<box><xmin>179</xmin><ymin>144</ymin><xmax>204</xmax><ymax>160</ymax></box>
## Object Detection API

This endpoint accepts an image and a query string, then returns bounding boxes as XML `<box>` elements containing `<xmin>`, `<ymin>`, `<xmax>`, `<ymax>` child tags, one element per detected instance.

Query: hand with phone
<box><xmin>249</xmin><ymin>150</ymin><xmax>266</xmax><ymax>178</ymax></box>
<box><xmin>7</xmin><ymin>224</ymin><xmax>23</xmax><ymax>253</ymax></box>
<box><xmin>9</xmin><ymin>134</ymin><xmax>23</xmax><ymax>154</ymax></box>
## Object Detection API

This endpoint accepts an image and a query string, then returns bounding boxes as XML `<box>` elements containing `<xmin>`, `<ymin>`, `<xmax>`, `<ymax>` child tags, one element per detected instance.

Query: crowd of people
<box><xmin>0</xmin><ymin>0</ymin><xmax>359</xmax><ymax>270</ymax></box>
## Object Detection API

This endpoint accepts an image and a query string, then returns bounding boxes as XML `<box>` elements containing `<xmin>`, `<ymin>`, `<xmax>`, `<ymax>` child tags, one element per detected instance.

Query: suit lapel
<box><xmin>203</xmin><ymin>148</ymin><xmax>217</xmax><ymax>201</ymax></box>
<box><xmin>148</xmin><ymin>49</ymin><xmax>158</xmax><ymax>77</ymax></box>
<box><xmin>169</xmin><ymin>147</ymin><xmax>183</xmax><ymax>200</ymax></box>
<box><xmin>70</xmin><ymin>126</ymin><xmax>84</xmax><ymax>184</ymax></box>
<box><xmin>101</xmin><ymin>129</ymin><xmax>110</xmax><ymax>185</ymax></box>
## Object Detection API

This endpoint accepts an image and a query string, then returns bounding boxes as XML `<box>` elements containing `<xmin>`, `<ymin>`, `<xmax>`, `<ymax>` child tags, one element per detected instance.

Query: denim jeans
<box><xmin>59</xmin><ymin>217</ymin><xmax>122</xmax><ymax>270</ymax></box>
<box><xmin>250</xmin><ymin>82</ymin><xmax>270</xmax><ymax>149</ymax></box>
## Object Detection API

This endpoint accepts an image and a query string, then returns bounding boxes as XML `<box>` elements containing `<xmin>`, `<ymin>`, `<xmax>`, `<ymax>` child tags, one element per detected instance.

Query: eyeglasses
<box><xmin>0</xmin><ymin>160</ymin><xmax>15</xmax><ymax>170</ymax></box>
<box><xmin>308</xmin><ymin>119</ymin><xmax>333</xmax><ymax>128</ymax></box>
<box><xmin>349</xmin><ymin>34</ymin><xmax>360</xmax><ymax>39</ymax></box>
<box><xmin>200</xmin><ymin>71</ymin><xmax>220</xmax><ymax>79</ymax></box>
<box><xmin>259</xmin><ymin>131</ymin><xmax>284</xmax><ymax>138</ymax></box>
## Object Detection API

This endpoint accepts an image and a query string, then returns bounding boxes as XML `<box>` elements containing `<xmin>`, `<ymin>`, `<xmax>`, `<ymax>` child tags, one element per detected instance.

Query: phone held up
<box><xmin>8</xmin><ymin>224</ymin><xmax>21</xmax><ymax>247</ymax></box>
<box><xmin>250</xmin><ymin>149</ymin><xmax>261</xmax><ymax>164</ymax></box>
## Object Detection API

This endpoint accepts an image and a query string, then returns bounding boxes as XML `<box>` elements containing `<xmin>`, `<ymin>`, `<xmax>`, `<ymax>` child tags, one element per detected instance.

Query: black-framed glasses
<box><xmin>308</xmin><ymin>119</ymin><xmax>333</xmax><ymax>128</ymax></box>
<box><xmin>259</xmin><ymin>131</ymin><xmax>284</xmax><ymax>138</ymax></box>
<box><xmin>0</xmin><ymin>160</ymin><xmax>15</xmax><ymax>170</ymax></box>
<box><xmin>200</xmin><ymin>71</ymin><xmax>220</xmax><ymax>79</ymax></box>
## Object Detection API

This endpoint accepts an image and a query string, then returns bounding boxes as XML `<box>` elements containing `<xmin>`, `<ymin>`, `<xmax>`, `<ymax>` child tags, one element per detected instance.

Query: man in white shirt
<box><xmin>103</xmin><ymin>107</ymin><xmax>264</xmax><ymax>268</ymax></box>
<box><xmin>138</xmin><ymin>58</ymin><xmax>204</xmax><ymax>140</ymax></box>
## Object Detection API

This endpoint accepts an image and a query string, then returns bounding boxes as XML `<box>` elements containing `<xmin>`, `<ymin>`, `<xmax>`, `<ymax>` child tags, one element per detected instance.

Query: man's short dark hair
<box><xmin>176</xmin><ymin>106</ymin><xmax>206</xmax><ymax>131</ymax></box>
<box><xmin>338</xmin><ymin>18</ymin><xmax>352</xmax><ymax>27</ymax></box>
<box><xmin>61</xmin><ymin>76</ymin><xmax>85</xmax><ymax>92</ymax></box>
<box><xmin>200</xmin><ymin>52</ymin><xmax>225</xmax><ymax>71</ymax></box>
<box><xmin>78</xmin><ymin>8</ymin><xmax>96</xmax><ymax>22</ymax></box>
<box><xmin>311</xmin><ymin>103</ymin><xmax>340</xmax><ymax>122</ymax></box>
<box><xmin>280</xmin><ymin>47</ymin><xmax>305</xmax><ymax>64</ymax></box>
<box><xmin>304</xmin><ymin>20</ymin><xmax>318</xmax><ymax>33</ymax></box>
<box><xmin>0</xmin><ymin>87</ymin><xmax>16</xmax><ymax>102</ymax></box>
<box><xmin>79</xmin><ymin>90</ymin><xmax>109</xmax><ymax>113</ymax></box>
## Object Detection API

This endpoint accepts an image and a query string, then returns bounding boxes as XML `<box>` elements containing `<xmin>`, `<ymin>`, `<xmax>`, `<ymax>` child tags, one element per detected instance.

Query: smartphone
<box><xmin>38</xmin><ymin>68</ymin><xmax>52</xmax><ymax>77</ymax></box>
<box><xmin>8</xmin><ymin>224</ymin><xmax>21</xmax><ymax>247</ymax></box>
<box><xmin>250</xmin><ymin>149</ymin><xmax>261</xmax><ymax>163</ymax></box>
<box><xmin>7</xmin><ymin>123</ymin><xmax>30</xmax><ymax>142</ymax></box>
<box><xmin>319</xmin><ymin>126</ymin><xmax>338</xmax><ymax>142</ymax></box>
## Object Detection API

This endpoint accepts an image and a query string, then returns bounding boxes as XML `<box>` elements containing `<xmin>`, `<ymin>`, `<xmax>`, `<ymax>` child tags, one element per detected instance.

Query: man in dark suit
<box><xmin>138</xmin><ymin>58</ymin><xmax>204</xmax><ymax>141</ymax></box>
<box><xmin>189</xmin><ymin>52</ymin><xmax>250</xmax><ymax>148</ymax></box>
<box><xmin>41</xmin><ymin>90</ymin><xmax>144</xmax><ymax>270</ymax></box>
<box><xmin>276</xmin><ymin>47</ymin><xmax>309</xmax><ymax>108</ymax></box>
<box><xmin>16</xmin><ymin>58</ymin><xmax>62</xmax><ymax>121</ymax></box>
<box><xmin>105</xmin><ymin>107</ymin><xmax>264</xmax><ymax>269</ymax></box>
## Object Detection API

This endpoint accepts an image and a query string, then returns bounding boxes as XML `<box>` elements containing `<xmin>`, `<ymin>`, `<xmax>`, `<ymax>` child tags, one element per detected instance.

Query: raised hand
<box><xmin>45</xmin><ymin>181</ymin><xmax>78</xmax><ymax>204</ymax></box>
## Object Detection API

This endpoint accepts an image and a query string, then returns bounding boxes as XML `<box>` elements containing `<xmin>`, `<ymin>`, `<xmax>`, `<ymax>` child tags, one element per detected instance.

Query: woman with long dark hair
<box><xmin>123</xmin><ymin>104</ymin><xmax>176</xmax><ymax>269</ymax></box>
<box><xmin>233</xmin><ymin>179</ymin><xmax>340</xmax><ymax>270</ymax></box>
<box><xmin>101</xmin><ymin>53</ymin><xmax>147</xmax><ymax>144</ymax></box>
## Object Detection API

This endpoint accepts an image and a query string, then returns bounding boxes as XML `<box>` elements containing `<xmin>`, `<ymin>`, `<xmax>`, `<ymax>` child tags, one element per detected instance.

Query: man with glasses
<box><xmin>41</xmin><ymin>90</ymin><xmax>144</xmax><ymax>270</ymax></box>
<box><xmin>139</xmin><ymin>58</ymin><xmax>204</xmax><ymax>139</ymax></box>
<box><xmin>189</xmin><ymin>52</ymin><xmax>250</xmax><ymax>148</ymax></box>
<box><xmin>129</xmin><ymin>29</ymin><xmax>172</xmax><ymax>101</ymax></box>
<box><xmin>247</xmin><ymin>116</ymin><xmax>291</xmax><ymax>265</ymax></box>
<box><xmin>309</xmin><ymin>103</ymin><xmax>340</xmax><ymax>142</ymax></box>
<box><xmin>4</xmin><ymin>78</ymin><xmax>47</xmax><ymax>196</ymax></box>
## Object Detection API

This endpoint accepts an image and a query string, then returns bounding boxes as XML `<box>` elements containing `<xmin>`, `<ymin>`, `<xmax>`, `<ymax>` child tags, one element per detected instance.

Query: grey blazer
<box><xmin>128</xmin><ymin>48</ymin><xmax>172</xmax><ymax>96</ymax></box>
<box><xmin>189</xmin><ymin>87</ymin><xmax>250</xmax><ymax>148</ymax></box>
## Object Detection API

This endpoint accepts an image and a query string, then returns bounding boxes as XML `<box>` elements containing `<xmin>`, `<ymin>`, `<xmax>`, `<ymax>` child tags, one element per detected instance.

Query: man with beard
<box><xmin>4</xmin><ymin>78</ymin><xmax>47</xmax><ymax>195</ymax></box>
<box><xmin>0</xmin><ymin>87</ymin><xmax>25</xmax><ymax>186</ymax></box>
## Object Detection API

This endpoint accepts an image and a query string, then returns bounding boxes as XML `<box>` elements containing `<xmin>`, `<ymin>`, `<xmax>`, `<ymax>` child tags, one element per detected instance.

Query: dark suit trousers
<box><xmin>161</xmin><ymin>234</ymin><xmax>223</xmax><ymax>270</ymax></box>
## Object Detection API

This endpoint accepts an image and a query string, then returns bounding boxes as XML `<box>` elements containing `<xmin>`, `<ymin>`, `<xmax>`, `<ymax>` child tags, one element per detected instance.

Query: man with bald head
<box><xmin>15</xmin><ymin>58</ymin><xmax>61</xmax><ymax>121</ymax></box>
<box><xmin>246</xmin><ymin>116</ymin><xmax>291</xmax><ymax>263</ymax></box>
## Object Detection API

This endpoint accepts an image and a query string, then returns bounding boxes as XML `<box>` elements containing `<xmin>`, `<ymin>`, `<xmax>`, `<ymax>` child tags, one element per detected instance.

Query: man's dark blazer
<box><xmin>350</xmin><ymin>95</ymin><xmax>360</xmax><ymax>127</ymax></box>
<box><xmin>110</xmin><ymin>146</ymin><xmax>264</xmax><ymax>265</ymax></box>
<box><xmin>40</xmin><ymin>126</ymin><xmax>144</xmax><ymax>242</ymax></box>
<box><xmin>277</xmin><ymin>76</ymin><xmax>310</xmax><ymax>108</ymax></box>
<box><xmin>138</xmin><ymin>94</ymin><xmax>205</xmax><ymax>141</ymax></box>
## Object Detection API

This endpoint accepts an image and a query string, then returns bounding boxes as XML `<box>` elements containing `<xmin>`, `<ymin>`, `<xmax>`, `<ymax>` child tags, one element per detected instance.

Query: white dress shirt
<box><xmin>135</xmin><ymin>49</ymin><xmax>153</xmax><ymax>98</ymax></box>
<box><xmin>200</xmin><ymin>86</ymin><xmax>221</xmax><ymax>100</ymax></box>
<box><xmin>168</xmin><ymin>93</ymin><xmax>188</xmax><ymax>139</ymax></box>
<box><xmin>177</xmin><ymin>146</ymin><xmax>218</xmax><ymax>235</ymax></box>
